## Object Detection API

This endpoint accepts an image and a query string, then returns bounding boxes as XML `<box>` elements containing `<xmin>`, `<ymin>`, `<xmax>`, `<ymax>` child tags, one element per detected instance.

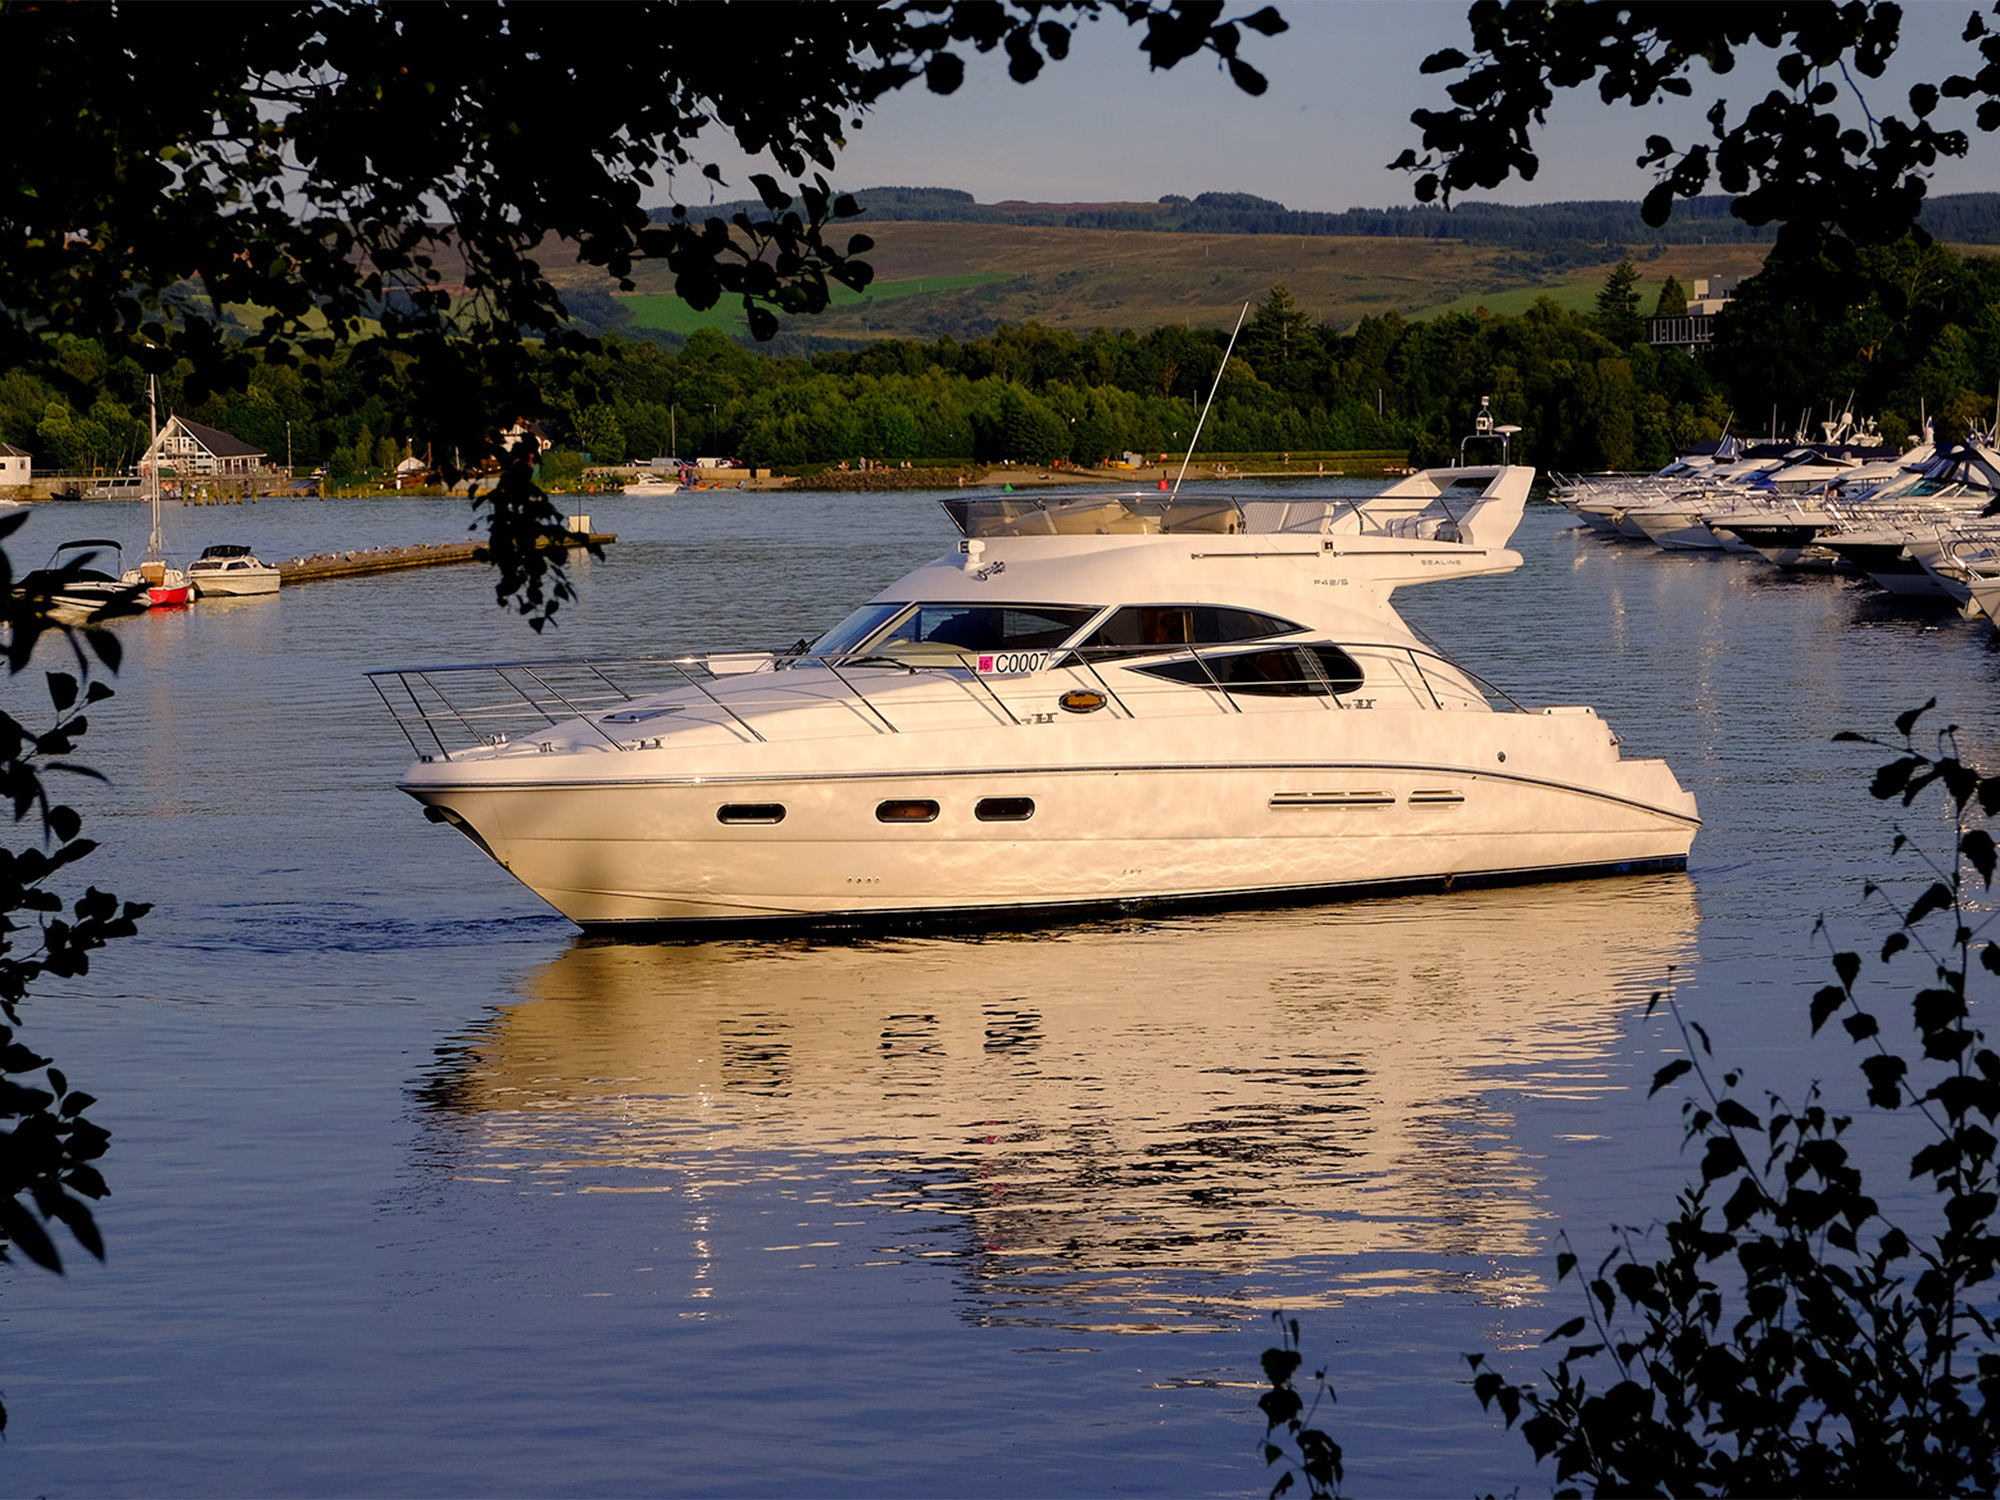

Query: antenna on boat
<box><xmin>1458</xmin><ymin>395</ymin><xmax>1520</xmax><ymax>464</ymax></box>
<box><xmin>1169</xmin><ymin>302</ymin><xmax>1248</xmax><ymax>500</ymax></box>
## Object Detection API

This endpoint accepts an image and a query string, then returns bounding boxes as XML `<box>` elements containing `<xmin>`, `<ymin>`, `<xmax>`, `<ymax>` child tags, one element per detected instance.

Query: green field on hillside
<box><xmin>563</xmin><ymin>220</ymin><xmax>1772</xmax><ymax>344</ymax></box>
<box><xmin>623</xmin><ymin>271</ymin><xmax>1015</xmax><ymax>336</ymax></box>
<box><xmin>1416</xmin><ymin>281</ymin><xmax>1604</xmax><ymax>321</ymax></box>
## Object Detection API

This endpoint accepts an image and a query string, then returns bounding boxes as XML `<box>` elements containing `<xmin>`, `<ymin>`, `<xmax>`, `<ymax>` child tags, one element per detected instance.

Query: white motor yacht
<box><xmin>374</xmin><ymin>460</ymin><xmax>1700</xmax><ymax>929</ymax></box>
<box><xmin>623</xmin><ymin>475</ymin><xmax>682</xmax><ymax>497</ymax></box>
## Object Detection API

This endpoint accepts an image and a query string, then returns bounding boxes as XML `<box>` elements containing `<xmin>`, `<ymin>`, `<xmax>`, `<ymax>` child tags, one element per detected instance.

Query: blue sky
<box><xmin>676</xmin><ymin>0</ymin><xmax>1989</xmax><ymax>213</ymax></box>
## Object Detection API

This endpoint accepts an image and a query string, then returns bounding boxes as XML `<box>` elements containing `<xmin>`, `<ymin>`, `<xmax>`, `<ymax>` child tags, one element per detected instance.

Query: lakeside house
<box><xmin>0</xmin><ymin>442</ymin><xmax>29</xmax><ymax>485</ymax></box>
<box><xmin>1650</xmin><ymin>276</ymin><xmax>1738</xmax><ymax>353</ymax></box>
<box><xmin>141</xmin><ymin>415</ymin><xmax>266</xmax><ymax>478</ymax></box>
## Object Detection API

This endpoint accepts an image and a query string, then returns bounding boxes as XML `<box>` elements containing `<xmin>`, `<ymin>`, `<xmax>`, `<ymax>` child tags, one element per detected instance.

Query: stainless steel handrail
<box><xmin>367</xmin><ymin>637</ymin><xmax>1528</xmax><ymax>760</ymax></box>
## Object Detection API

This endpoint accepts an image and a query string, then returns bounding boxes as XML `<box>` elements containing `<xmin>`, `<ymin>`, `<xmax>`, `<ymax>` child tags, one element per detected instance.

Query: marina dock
<box><xmin>277</xmin><ymin>528</ymin><xmax>614</xmax><ymax>584</ymax></box>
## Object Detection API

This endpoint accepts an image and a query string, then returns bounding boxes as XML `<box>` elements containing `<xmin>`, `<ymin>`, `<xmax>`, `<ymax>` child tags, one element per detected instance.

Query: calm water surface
<box><xmin>4</xmin><ymin>488</ymin><xmax>1999</xmax><ymax>1496</ymax></box>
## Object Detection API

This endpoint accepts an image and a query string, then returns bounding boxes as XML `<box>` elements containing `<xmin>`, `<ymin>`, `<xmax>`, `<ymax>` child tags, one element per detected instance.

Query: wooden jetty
<box><xmin>277</xmin><ymin>529</ymin><xmax>615</xmax><ymax>585</ymax></box>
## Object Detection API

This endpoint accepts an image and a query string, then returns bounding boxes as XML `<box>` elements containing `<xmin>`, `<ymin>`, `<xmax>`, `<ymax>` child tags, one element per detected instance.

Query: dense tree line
<box><xmin>670</xmin><ymin>186</ymin><xmax>2000</xmax><ymax>248</ymax></box>
<box><xmin>5</xmin><ymin>234</ymin><xmax>1996</xmax><ymax>484</ymax></box>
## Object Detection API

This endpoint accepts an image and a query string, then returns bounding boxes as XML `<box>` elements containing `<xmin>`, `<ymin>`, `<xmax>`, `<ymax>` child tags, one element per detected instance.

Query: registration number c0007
<box><xmin>976</xmin><ymin>651</ymin><xmax>1051</xmax><ymax>675</ymax></box>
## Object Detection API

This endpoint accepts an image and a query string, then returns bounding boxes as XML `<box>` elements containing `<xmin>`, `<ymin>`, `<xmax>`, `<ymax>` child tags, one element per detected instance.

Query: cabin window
<box><xmin>806</xmin><ymin>602</ymin><xmax>907</xmax><ymax>659</ymax></box>
<box><xmin>717</xmin><ymin>803</ymin><xmax>786</xmax><ymax>825</ymax></box>
<box><xmin>1077</xmin><ymin>605</ymin><xmax>1304</xmax><ymax>658</ymax></box>
<box><xmin>876</xmin><ymin>799</ymin><xmax>940</xmax><ymax>823</ymax></box>
<box><xmin>879</xmin><ymin>604</ymin><xmax>1098</xmax><ymax>652</ymax></box>
<box><xmin>974</xmin><ymin>797</ymin><xmax>1035</xmax><ymax>822</ymax></box>
<box><xmin>1134</xmin><ymin>645</ymin><xmax>1366</xmax><ymax>698</ymax></box>
<box><xmin>809</xmin><ymin>602</ymin><xmax>1100</xmax><ymax>660</ymax></box>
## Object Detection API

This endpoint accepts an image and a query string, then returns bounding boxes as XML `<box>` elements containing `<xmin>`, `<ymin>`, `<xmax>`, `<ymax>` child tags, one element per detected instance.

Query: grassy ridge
<box><xmin>623</xmin><ymin>270</ymin><xmax>1015</xmax><ymax>337</ymax></box>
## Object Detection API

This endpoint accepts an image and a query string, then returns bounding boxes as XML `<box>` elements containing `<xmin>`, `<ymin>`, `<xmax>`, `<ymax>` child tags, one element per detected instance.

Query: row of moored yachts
<box><xmin>1555</xmin><ymin>420</ymin><xmax>2000</xmax><ymax>620</ymax></box>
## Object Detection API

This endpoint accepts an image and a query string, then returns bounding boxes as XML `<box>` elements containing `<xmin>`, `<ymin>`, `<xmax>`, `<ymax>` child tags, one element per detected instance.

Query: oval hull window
<box><xmin>975</xmin><ymin>797</ymin><xmax>1035</xmax><ymax>822</ymax></box>
<box><xmin>876</xmin><ymin>799</ymin><xmax>940</xmax><ymax>823</ymax></box>
<box><xmin>717</xmin><ymin>803</ymin><xmax>787</xmax><ymax>825</ymax></box>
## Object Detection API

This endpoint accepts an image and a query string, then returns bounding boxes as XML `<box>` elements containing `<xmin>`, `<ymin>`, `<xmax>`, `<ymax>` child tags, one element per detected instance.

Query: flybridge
<box><xmin>938</xmin><ymin>463</ymin><xmax>1533</xmax><ymax>553</ymax></box>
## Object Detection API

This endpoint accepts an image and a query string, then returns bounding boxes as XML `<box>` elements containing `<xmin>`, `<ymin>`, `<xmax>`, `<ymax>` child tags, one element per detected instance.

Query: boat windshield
<box><xmin>805</xmin><ymin>602</ymin><xmax>1101</xmax><ymax>660</ymax></box>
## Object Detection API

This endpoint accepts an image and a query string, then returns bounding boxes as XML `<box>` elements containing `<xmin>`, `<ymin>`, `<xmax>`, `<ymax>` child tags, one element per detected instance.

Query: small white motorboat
<box><xmin>187</xmin><ymin>544</ymin><xmax>281</xmax><ymax>597</ymax></box>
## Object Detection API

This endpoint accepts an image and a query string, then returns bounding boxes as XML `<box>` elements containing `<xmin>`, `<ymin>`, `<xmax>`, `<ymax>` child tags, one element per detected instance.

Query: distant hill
<box><xmin>594</xmin><ymin>218</ymin><xmax>1774</xmax><ymax>352</ymax></box>
<box><xmin>598</xmin><ymin>186</ymin><xmax>1999</xmax><ymax>352</ymax></box>
<box><xmin>651</xmin><ymin>187</ymin><xmax>2000</xmax><ymax>248</ymax></box>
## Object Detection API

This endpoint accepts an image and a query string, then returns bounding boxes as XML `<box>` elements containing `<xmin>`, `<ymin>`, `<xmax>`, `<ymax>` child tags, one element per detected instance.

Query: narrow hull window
<box><xmin>717</xmin><ymin>803</ymin><xmax>787</xmax><ymax>825</ymax></box>
<box><xmin>974</xmin><ymin>797</ymin><xmax>1035</xmax><ymax>822</ymax></box>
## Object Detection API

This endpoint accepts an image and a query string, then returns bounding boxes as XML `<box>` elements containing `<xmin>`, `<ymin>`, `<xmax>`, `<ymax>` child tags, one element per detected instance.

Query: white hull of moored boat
<box><xmin>407</xmin><ymin>719</ymin><xmax>1695</xmax><ymax>926</ymax></box>
<box><xmin>190</xmin><ymin>568</ymin><xmax>280</xmax><ymax>596</ymax></box>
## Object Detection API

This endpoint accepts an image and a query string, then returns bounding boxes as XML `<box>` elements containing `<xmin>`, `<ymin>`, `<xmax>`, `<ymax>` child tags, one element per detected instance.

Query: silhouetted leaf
<box><xmin>1906</xmin><ymin>881</ymin><xmax>1956</xmax><ymax>927</ymax></box>
<box><xmin>1650</xmin><ymin>1058</ymin><xmax>1692</xmax><ymax>1096</ymax></box>
<box><xmin>1895</xmin><ymin>700</ymin><xmax>1936</xmax><ymax>736</ymax></box>
<box><xmin>1716</xmin><ymin>1098</ymin><xmax>1761</xmax><ymax>1131</ymax></box>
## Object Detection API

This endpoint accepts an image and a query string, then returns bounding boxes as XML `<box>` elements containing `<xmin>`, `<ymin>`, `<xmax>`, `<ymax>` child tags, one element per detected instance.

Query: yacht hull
<box><xmin>404</xmin><ymin>712</ymin><xmax>1698</xmax><ymax>928</ymax></box>
<box><xmin>190</xmin><ymin>571</ymin><xmax>280</xmax><ymax>597</ymax></box>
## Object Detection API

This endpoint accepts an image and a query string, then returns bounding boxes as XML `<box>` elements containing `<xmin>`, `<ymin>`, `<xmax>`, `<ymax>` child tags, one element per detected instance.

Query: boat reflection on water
<box><xmin>415</xmin><ymin>876</ymin><xmax>1696</xmax><ymax>1332</ymax></box>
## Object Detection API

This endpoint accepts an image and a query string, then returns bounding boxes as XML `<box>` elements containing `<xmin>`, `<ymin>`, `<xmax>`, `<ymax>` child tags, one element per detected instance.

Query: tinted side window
<box><xmin>1079</xmin><ymin>605</ymin><xmax>1302</xmax><ymax>656</ymax></box>
<box><xmin>1135</xmin><ymin>645</ymin><xmax>1365</xmax><ymax>697</ymax></box>
<box><xmin>890</xmin><ymin>604</ymin><xmax>1098</xmax><ymax>651</ymax></box>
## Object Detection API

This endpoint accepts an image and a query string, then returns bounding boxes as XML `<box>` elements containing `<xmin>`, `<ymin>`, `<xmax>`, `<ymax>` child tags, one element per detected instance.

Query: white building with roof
<box><xmin>142</xmin><ymin>415</ymin><xmax>266</xmax><ymax>477</ymax></box>
<box><xmin>0</xmin><ymin>442</ymin><xmax>28</xmax><ymax>485</ymax></box>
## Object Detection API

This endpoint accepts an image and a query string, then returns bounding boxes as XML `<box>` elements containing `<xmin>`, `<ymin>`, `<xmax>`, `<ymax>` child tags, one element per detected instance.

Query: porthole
<box><xmin>717</xmin><ymin>802</ymin><xmax>786</xmax><ymax>825</ymax></box>
<box><xmin>975</xmin><ymin>796</ymin><xmax>1035</xmax><ymax>822</ymax></box>
<box><xmin>876</xmin><ymin>799</ymin><xmax>940</xmax><ymax>823</ymax></box>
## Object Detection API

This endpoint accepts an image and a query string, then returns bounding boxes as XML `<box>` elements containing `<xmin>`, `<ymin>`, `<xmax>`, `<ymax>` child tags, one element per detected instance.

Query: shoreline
<box><xmin>2</xmin><ymin>458</ymin><xmax>1407</xmax><ymax>506</ymax></box>
<box><xmin>610</xmin><ymin>458</ymin><xmax>1406</xmax><ymax>496</ymax></box>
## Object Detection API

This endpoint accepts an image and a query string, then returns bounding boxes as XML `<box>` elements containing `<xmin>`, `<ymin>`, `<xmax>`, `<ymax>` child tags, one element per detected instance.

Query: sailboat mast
<box><xmin>1170</xmin><ymin>303</ymin><xmax>1248</xmax><ymax>500</ymax></box>
<box><xmin>147</xmin><ymin>376</ymin><xmax>164</xmax><ymax>558</ymax></box>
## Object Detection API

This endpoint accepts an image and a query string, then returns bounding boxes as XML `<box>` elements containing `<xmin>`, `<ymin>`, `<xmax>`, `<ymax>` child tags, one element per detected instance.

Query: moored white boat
<box><xmin>374</xmin><ymin>449</ymin><xmax>1699</xmax><ymax>931</ymax></box>
<box><xmin>187</xmin><ymin>544</ymin><xmax>281</xmax><ymax>597</ymax></box>
<box><xmin>16</xmin><ymin>538</ymin><xmax>148</xmax><ymax>618</ymax></box>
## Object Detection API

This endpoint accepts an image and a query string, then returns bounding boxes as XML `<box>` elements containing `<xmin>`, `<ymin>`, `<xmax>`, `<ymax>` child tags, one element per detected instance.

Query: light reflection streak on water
<box><xmin>413</xmin><ymin>879</ymin><xmax>1694</xmax><ymax>1336</ymax></box>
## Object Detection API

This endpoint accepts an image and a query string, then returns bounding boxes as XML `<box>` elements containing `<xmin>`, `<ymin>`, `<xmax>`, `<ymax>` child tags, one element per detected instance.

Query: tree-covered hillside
<box><xmin>12</xmin><ymin>235</ymin><xmax>1992</xmax><ymax>489</ymax></box>
<box><xmin>654</xmin><ymin>188</ymin><xmax>2000</xmax><ymax>248</ymax></box>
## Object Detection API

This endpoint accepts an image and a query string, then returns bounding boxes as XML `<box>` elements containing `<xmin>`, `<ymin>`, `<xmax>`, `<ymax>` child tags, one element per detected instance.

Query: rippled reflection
<box><xmin>414</xmin><ymin>877</ymin><xmax>1695</xmax><ymax>1332</ymax></box>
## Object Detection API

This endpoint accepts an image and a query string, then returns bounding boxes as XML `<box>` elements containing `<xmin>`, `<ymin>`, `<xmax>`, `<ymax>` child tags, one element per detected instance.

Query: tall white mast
<box><xmin>146</xmin><ymin>376</ymin><xmax>164</xmax><ymax>560</ymax></box>
<box><xmin>1170</xmin><ymin>302</ymin><xmax>1248</xmax><ymax>500</ymax></box>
